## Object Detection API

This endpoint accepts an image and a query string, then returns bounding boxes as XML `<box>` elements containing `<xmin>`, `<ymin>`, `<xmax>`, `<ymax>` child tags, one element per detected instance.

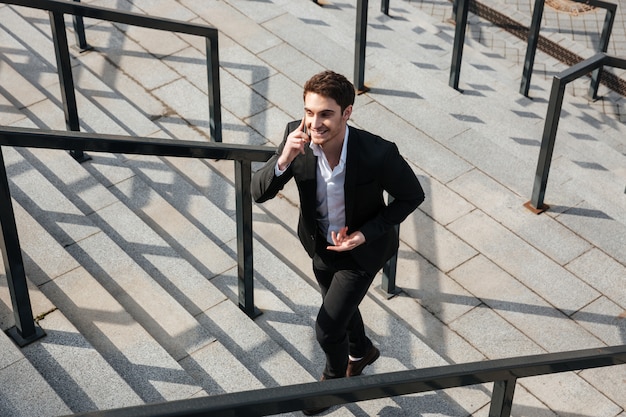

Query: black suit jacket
<box><xmin>252</xmin><ymin>120</ymin><xmax>425</xmax><ymax>274</ymax></box>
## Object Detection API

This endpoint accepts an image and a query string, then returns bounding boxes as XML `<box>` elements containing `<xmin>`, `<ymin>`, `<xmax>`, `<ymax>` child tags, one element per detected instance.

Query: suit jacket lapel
<box><xmin>304</xmin><ymin>145</ymin><xmax>317</xmax><ymax>179</ymax></box>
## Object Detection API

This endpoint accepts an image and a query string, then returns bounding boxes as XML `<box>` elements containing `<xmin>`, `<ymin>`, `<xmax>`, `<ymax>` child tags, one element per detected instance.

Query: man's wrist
<box><xmin>275</xmin><ymin>160</ymin><xmax>289</xmax><ymax>176</ymax></box>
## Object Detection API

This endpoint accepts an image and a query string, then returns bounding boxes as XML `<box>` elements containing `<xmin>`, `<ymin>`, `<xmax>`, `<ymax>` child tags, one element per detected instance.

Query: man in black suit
<box><xmin>252</xmin><ymin>71</ymin><xmax>424</xmax><ymax>403</ymax></box>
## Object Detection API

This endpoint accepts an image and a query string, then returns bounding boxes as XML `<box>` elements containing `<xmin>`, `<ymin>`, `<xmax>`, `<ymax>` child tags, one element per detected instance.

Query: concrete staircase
<box><xmin>1</xmin><ymin>0</ymin><xmax>624</xmax><ymax>416</ymax></box>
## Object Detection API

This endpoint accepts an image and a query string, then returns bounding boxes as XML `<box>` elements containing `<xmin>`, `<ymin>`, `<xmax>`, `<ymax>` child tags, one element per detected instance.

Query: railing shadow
<box><xmin>0</xmin><ymin>126</ymin><xmax>274</xmax><ymax>345</ymax></box>
<box><xmin>2</xmin><ymin>0</ymin><xmax>222</xmax><ymax>147</ymax></box>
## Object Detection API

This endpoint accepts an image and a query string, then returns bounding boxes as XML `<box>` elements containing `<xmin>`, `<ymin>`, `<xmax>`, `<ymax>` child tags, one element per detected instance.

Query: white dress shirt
<box><xmin>312</xmin><ymin>127</ymin><xmax>349</xmax><ymax>244</ymax></box>
<box><xmin>275</xmin><ymin>127</ymin><xmax>350</xmax><ymax>244</ymax></box>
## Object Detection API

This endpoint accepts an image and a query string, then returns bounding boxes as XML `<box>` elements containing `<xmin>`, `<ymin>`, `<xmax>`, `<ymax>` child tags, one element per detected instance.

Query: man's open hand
<box><xmin>327</xmin><ymin>227</ymin><xmax>365</xmax><ymax>252</ymax></box>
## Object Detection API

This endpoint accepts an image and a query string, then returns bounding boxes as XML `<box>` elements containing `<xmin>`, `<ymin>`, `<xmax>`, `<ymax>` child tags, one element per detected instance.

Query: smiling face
<box><xmin>304</xmin><ymin>92</ymin><xmax>352</xmax><ymax>149</ymax></box>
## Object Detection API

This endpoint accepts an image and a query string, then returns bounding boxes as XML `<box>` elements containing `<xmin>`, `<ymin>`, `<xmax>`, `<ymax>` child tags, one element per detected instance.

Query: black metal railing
<box><xmin>0</xmin><ymin>127</ymin><xmax>274</xmax><ymax>345</ymax></box>
<box><xmin>311</xmin><ymin>0</ymin><xmax>370</xmax><ymax>92</ymax></box>
<box><xmin>68</xmin><ymin>344</ymin><xmax>626</xmax><ymax>417</ymax></box>
<box><xmin>450</xmin><ymin>0</ymin><xmax>617</xmax><ymax>98</ymax></box>
<box><xmin>1</xmin><ymin>0</ymin><xmax>403</xmax><ymax>336</ymax></box>
<box><xmin>525</xmin><ymin>53</ymin><xmax>626</xmax><ymax>213</ymax></box>
<box><xmin>520</xmin><ymin>0</ymin><xmax>617</xmax><ymax>99</ymax></box>
<box><xmin>338</xmin><ymin>0</ymin><xmax>620</xmax><ymax>100</ymax></box>
<box><xmin>450</xmin><ymin>0</ymin><xmax>470</xmax><ymax>91</ymax></box>
<box><xmin>3</xmin><ymin>3</ymin><xmax>624</xmax><ymax>417</ymax></box>
<box><xmin>70</xmin><ymin>0</ymin><xmax>90</xmax><ymax>52</ymax></box>
<box><xmin>2</xmin><ymin>0</ymin><xmax>222</xmax><ymax>147</ymax></box>
<box><xmin>354</xmin><ymin>0</ymin><xmax>370</xmax><ymax>93</ymax></box>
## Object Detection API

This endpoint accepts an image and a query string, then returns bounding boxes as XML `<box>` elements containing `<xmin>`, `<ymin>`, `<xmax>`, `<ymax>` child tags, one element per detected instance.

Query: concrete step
<box><xmin>2</xmin><ymin>144</ymin><xmax>208</xmax><ymax>399</ymax></box>
<box><xmin>357</xmin><ymin>2</ymin><xmax>626</xmax><ymax>170</ymax></box>
<box><xmin>0</xmin><ymin>325</ymin><xmax>71</xmax><ymax>417</ymax></box>
<box><xmin>2</xmin><ymin>146</ymin><xmax>321</xmax><ymax>415</ymax></box>
<box><xmin>6</xmin><ymin>137</ymin><xmax>334</xmax><ymax>396</ymax></box>
<box><xmin>261</xmin><ymin>0</ymin><xmax>626</xmax><ymax>218</ymax></box>
<box><xmin>124</xmin><ymin>135</ymin><xmax>492</xmax><ymax>414</ymax></box>
<box><xmin>5</xmin><ymin>143</ymin><xmax>216</xmax><ymax>352</ymax></box>
<box><xmin>0</xmin><ymin>201</ymin><xmax>189</xmax><ymax>413</ymax></box>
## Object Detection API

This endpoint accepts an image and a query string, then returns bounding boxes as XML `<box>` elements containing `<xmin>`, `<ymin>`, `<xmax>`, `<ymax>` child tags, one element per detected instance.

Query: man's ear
<box><xmin>343</xmin><ymin>105</ymin><xmax>353</xmax><ymax>121</ymax></box>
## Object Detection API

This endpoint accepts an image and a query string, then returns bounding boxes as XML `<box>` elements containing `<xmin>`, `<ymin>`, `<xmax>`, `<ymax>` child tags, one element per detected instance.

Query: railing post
<box><xmin>380</xmin><ymin>224</ymin><xmax>401</xmax><ymax>298</ymax></box>
<box><xmin>235</xmin><ymin>160</ymin><xmax>261</xmax><ymax>318</ymax></box>
<box><xmin>520</xmin><ymin>0</ymin><xmax>544</xmax><ymax>97</ymax></box>
<box><xmin>451</xmin><ymin>0</ymin><xmax>458</xmax><ymax>21</ymax></box>
<box><xmin>488</xmin><ymin>378</ymin><xmax>517</xmax><ymax>417</ymax></box>
<box><xmin>206</xmin><ymin>36</ymin><xmax>223</xmax><ymax>142</ymax></box>
<box><xmin>49</xmin><ymin>11</ymin><xmax>90</xmax><ymax>162</ymax></box>
<box><xmin>589</xmin><ymin>5</ymin><xmax>616</xmax><ymax>100</ymax></box>
<box><xmin>449</xmin><ymin>0</ymin><xmax>469</xmax><ymax>90</ymax></box>
<box><xmin>381</xmin><ymin>0</ymin><xmax>390</xmax><ymax>15</ymax></box>
<box><xmin>354</xmin><ymin>0</ymin><xmax>369</xmax><ymax>94</ymax></box>
<box><xmin>525</xmin><ymin>75</ymin><xmax>565</xmax><ymax>213</ymax></box>
<box><xmin>72</xmin><ymin>0</ymin><xmax>91</xmax><ymax>51</ymax></box>
<box><xmin>380</xmin><ymin>194</ymin><xmax>401</xmax><ymax>298</ymax></box>
<box><xmin>0</xmin><ymin>148</ymin><xmax>45</xmax><ymax>346</ymax></box>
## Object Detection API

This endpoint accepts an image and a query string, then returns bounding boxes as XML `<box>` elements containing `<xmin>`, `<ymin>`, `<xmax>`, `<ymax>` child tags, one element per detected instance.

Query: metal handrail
<box><xmin>0</xmin><ymin>127</ymin><xmax>274</xmax><ymax>344</ymax></box>
<box><xmin>525</xmin><ymin>53</ymin><xmax>626</xmax><ymax>213</ymax></box>
<box><xmin>68</xmin><ymin>344</ymin><xmax>626</xmax><ymax>417</ymax></box>
<box><xmin>354</xmin><ymin>0</ymin><xmax>370</xmax><ymax>93</ymax></box>
<box><xmin>450</xmin><ymin>0</ymin><xmax>617</xmax><ymax>98</ymax></box>
<box><xmin>70</xmin><ymin>0</ymin><xmax>90</xmax><ymax>51</ymax></box>
<box><xmin>450</xmin><ymin>0</ymin><xmax>470</xmax><ymax>91</ymax></box>
<box><xmin>520</xmin><ymin>0</ymin><xmax>617</xmax><ymax>99</ymax></box>
<box><xmin>313</xmin><ymin>0</ymin><xmax>370</xmax><ymax>93</ymax></box>
<box><xmin>1</xmin><ymin>0</ymin><xmax>222</xmax><ymax>144</ymax></box>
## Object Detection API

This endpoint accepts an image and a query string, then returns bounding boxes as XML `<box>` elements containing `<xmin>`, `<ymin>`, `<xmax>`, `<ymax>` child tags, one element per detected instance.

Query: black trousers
<box><xmin>312</xmin><ymin>242</ymin><xmax>375</xmax><ymax>379</ymax></box>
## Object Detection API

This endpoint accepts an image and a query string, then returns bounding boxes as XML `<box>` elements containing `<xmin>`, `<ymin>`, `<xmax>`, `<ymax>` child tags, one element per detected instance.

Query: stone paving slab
<box><xmin>391</xmin><ymin>244</ymin><xmax>480</xmax><ymax>325</ymax></box>
<box><xmin>450</xmin><ymin>255</ymin><xmax>604</xmax><ymax>352</ymax></box>
<box><xmin>3</xmin><ymin>137</ymin><xmax>220</xmax><ymax>364</ymax></box>
<box><xmin>402</xmin><ymin>203</ymin><xmax>478</xmax><ymax>271</ymax></box>
<box><xmin>180</xmin><ymin>0</ymin><xmax>284</xmax><ymax>56</ymax></box>
<box><xmin>21</xmin><ymin>310</ymin><xmax>145</xmax><ymax>413</ymax></box>
<box><xmin>580</xmin><ymin>361</ymin><xmax>626</xmax><ymax>411</ymax></box>
<box><xmin>566</xmin><ymin>248</ymin><xmax>626</xmax><ymax>310</ymax></box>
<box><xmin>522</xmin><ymin>372</ymin><xmax>622</xmax><ymax>417</ymax></box>
<box><xmin>351</xmin><ymin>99</ymin><xmax>475</xmax><ymax>185</ymax></box>
<box><xmin>66</xmin><ymin>221</ymin><xmax>215</xmax><ymax>360</ymax></box>
<box><xmin>448</xmin><ymin>169</ymin><xmax>592</xmax><ymax>265</ymax></box>
<box><xmin>410</xmin><ymin>0</ymin><xmax>626</xmax><ymax>113</ymax></box>
<box><xmin>105</xmin><ymin>164</ymin><xmax>237</xmax><ymax>279</ymax></box>
<box><xmin>93</xmin><ymin>181</ymin><xmax>231</xmax><ymax>310</ymax></box>
<box><xmin>0</xmin><ymin>334</ymin><xmax>71</xmax><ymax>417</ymax></box>
<box><xmin>3</xmin><ymin>145</ymin><xmax>103</xmax><ymax>251</ymax></box>
<box><xmin>261</xmin><ymin>12</ymin><xmax>354</xmax><ymax>77</ymax></box>
<box><xmin>474</xmin><ymin>383</ymin><xmax>559</xmax><ymax>417</ymax></box>
<box><xmin>40</xmin><ymin>266</ymin><xmax>203</xmax><ymax>403</ymax></box>
<box><xmin>550</xmin><ymin>188</ymin><xmax>626</xmax><ymax>265</ymax></box>
<box><xmin>448</xmin><ymin>209</ymin><xmax>600</xmax><ymax>314</ymax></box>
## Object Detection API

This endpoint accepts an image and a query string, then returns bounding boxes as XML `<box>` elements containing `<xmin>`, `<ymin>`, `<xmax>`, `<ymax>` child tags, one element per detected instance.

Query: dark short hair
<box><xmin>303</xmin><ymin>70</ymin><xmax>355</xmax><ymax>112</ymax></box>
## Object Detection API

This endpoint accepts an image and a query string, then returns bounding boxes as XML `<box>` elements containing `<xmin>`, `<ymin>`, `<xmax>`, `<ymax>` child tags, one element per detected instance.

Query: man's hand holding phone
<box><xmin>277</xmin><ymin>117</ymin><xmax>310</xmax><ymax>171</ymax></box>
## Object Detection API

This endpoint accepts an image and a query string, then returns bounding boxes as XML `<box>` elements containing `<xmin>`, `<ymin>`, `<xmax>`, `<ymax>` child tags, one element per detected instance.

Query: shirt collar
<box><xmin>310</xmin><ymin>126</ymin><xmax>350</xmax><ymax>165</ymax></box>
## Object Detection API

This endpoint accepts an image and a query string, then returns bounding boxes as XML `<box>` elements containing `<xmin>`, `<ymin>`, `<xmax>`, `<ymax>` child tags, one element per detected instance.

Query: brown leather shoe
<box><xmin>346</xmin><ymin>346</ymin><xmax>380</xmax><ymax>377</ymax></box>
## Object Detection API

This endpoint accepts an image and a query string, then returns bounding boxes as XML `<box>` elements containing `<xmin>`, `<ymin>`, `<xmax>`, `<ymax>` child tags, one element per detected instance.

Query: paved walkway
<box><xmin>408</xmin><ymin>0</ymin><xmax>626</xmax><ymax>119</ymax></box>
<box><xmin>0</xmin><ymin>0</ymin><xmax>624</xmax><ymax>416</ymax></box>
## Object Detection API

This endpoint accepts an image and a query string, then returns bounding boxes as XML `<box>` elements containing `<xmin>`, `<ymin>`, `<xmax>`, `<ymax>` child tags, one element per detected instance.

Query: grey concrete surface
<box><xmin>0</xmin><ymin>0</ymin><xmax>624</xmax><ymax>416</ymax></box>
